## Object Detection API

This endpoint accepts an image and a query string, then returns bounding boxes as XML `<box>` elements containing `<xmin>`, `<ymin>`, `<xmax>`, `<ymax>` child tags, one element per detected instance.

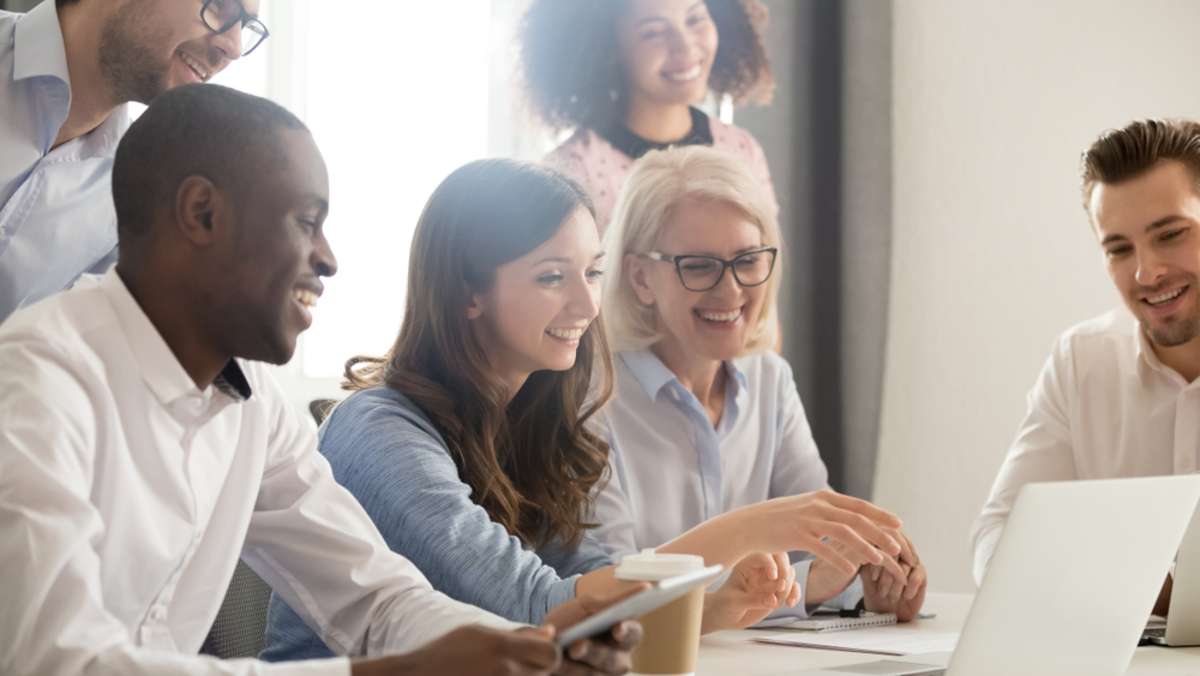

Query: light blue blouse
<box><xmin>261</xmin><ymin>385</ymin><xmax>612</xmax><ymax>661</ymax></box>
<box><xmin>589</xmin><ymin>349</ymin><xmax>861</xmax><ymax>617</ymax></box>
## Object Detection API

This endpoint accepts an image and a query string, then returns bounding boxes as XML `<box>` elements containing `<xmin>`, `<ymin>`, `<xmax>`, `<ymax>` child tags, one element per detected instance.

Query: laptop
<box><xmin>796</xmin><ymin>475</ymin><xmax>1200</xmax><ymax>676</ymax></box>
<box><xmin>1142</xmin><ymin>501</ymin><xmax>1200</xmax><ymax>646</ymax></box>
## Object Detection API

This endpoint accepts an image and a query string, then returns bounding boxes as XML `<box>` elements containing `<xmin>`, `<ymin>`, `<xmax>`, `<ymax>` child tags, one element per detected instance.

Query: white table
<box><xmin>697</xmin><ymin>592</ymin><xmax>1200</xmax><ymax>675</ymax></box>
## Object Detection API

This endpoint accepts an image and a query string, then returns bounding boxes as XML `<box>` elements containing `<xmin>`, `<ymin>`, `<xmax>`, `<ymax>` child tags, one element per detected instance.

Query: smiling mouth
<box><xmin>1142</xmin><ymin>285</ymin><xmax>1188</xmax><ymax>307</ymax></box>
<box><xmin>663</xmin><ymin>64</ymin><xmax>703</xmax><ymax>82</ymax></box>
<box><xmin>293</xmin><ymin>288</ymin><xmax>319</xmax><ymax>309</ymax></box>
<box><xmin>546</xmin><ymin>326</ymin><xmax>586</xmax><ymax>341</ymax></box>
<box><xmin>177</xmin><ymin>51</ymin><xmax>211</xmax><ymax>82</ymax></box>
<box><xmin>695</xmin><ymin>307</ymin><xmax>742</xmax><ymax>323</ymax></box>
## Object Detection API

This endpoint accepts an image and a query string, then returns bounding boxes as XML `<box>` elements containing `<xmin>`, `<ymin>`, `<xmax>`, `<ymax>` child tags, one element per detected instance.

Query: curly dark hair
<box><xmin>519</xmin><ymin>0</ymin><xmax>774</xmax><ymax>131</ymax></box>
<box><xmin>344</xmin><ymin>159</ymin><xmax>613</xmax><ymax>549</ymax></box>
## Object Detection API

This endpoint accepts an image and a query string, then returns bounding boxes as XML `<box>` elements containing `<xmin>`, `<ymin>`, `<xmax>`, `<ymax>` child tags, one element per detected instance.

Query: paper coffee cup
<box><xmin>614</xmin><ymin>550</ymin><xmax>706</xmax><ymax>676</ymax></box>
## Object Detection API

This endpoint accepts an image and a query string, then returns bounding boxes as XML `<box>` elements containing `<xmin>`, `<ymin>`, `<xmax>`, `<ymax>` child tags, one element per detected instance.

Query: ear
<box><xmin>174</xmin><ymin>175</ymin><xmax>225</xmax><ymax>246</ymax></box>
<box><xmin>624</xmin><ymin>253</ymin><xmax>657</xmax><ymax>306</ymax></box>
<box><xmin>465</xmin><ymin>292</ymin><xmax>485</xmax><ymax>320</ymax></box>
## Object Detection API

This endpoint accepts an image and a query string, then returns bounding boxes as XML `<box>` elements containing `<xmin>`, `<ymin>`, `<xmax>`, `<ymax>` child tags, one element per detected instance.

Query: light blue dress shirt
<box><xmin>0</xmin><ymin>1</ymin><xmax>131</xmax><ymax>323</ymax></box>
<box><xmin>590</xmin><ymin>349</ymin><xmax>862</xmax><ymax>617</ymax></box>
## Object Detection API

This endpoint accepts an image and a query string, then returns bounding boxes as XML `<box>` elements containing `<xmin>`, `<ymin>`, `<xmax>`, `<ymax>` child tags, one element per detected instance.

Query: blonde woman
<box><xmin>594</xmin><ymin>146</ymin><xmax>929</xmax><ymax>620</ymax></box>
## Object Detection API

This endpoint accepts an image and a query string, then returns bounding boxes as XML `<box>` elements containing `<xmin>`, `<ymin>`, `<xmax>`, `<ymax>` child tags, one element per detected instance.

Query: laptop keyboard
<box><xmin>1143</xmin><ymin>626</ymin><xmax>1166</xmax><ymax>640</ymax></box>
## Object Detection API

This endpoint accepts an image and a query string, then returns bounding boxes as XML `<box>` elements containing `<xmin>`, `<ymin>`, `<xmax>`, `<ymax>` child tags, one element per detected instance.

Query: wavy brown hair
<box><xmin>519</xmin><ymin>0</ymin><xmax>774</xmax><ymax>131</ymax></box>
<box><xmin>344</xmin><ymin>159</ymin><xmax>613</xmax><ymax>548</ymax></box>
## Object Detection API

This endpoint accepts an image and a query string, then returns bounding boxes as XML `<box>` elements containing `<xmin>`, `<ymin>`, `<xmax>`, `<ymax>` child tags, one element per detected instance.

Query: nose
<box><xmin>1134</xmin><ymin>248</ymin><xmax>1167</xmax><ymax>287</ymax></box>
<box><xmin>569</xmin><ymin>274</ymin><xmax>601</xmax><ymax>320</ymax></box>
<box><xmin>210</xmin><ymin>22</ymin><xmax>244</xmax><ymax>62</ymax></box>
<box><xmin>666</xmin><ymin>25</ymin><xmax>695</xmax><ymax>58</ymax></box>
<box><xmin>710</xmin><ymin>263</ymin><xmax>743</xmax><ymax>297</ymax></box>
<box><xmin>313</xmin><ymin>231</ymin><xmax>338</xmax><ymax>278</ymax></box>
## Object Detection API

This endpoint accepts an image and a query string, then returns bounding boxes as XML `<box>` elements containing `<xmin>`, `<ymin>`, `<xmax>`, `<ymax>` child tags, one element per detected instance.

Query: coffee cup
<box><xmin>614</xmin><ymin>550</ymin><xmax>706</xmax><ymax>676</ymax></box>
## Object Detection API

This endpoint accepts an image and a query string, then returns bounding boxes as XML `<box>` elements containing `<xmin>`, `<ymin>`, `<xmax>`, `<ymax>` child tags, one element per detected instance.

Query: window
<box><xmin>217</xmin><ymin>1</ymin><xmax>541</xmax><ymax>410</ymax></box>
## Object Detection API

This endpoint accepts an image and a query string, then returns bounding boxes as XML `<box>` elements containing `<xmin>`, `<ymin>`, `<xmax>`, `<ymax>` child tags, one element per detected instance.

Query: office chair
<box><xmin>199</xmin><ymin>560</ymin><xmax>273</xmax><ymax>659</ymax></box>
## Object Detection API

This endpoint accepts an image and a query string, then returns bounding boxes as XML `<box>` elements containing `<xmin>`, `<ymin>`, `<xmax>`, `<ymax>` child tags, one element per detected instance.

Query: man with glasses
<box><xmin>0</xmin><ymin>0</ymin><xmax>267</xmax><ymax>323</ymax></box>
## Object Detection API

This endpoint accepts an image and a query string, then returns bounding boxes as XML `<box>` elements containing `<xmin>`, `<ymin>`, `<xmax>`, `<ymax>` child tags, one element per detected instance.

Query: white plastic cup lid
<box><xmin>614</xmin><ymin>549</ymin><xmax>705</xmax><ymax>581</ymax></box>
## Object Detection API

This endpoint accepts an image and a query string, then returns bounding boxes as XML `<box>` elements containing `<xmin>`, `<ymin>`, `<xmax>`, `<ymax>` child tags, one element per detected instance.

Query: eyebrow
<box><xmin>634</xmin><ymin>1</ymin><xmax>706</xmax><ymax>27</ymax></box>
<box><xmin>1100</xmin><ymin>215</ymin><xmax>1187</xmax><ymax>246</ymax></box>
<box><xmin>301</xmin><ymin>194</ymin><xmax>329</xmax><ymax>212</ymax></box>
<box><xmin>531</xmin><ymin>252</ymin><xmax>606</xmax><ymax>266</ymax></box>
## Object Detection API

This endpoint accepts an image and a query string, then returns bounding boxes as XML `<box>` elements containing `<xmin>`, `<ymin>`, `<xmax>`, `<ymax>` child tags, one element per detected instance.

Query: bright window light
<box><xmin>297</xmin><ymin>2</ymin><xmax>493</xmax><ymax>378</ymax></box>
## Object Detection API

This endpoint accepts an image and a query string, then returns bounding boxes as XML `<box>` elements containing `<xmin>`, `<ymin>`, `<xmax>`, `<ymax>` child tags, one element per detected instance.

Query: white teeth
<box><xmin>546</xmin><ymin>327</ymin><xmax>585</xmax><ymax>340</ymax></box>
<box><xmin>697</xmin><ymin>309</ymin><xmax>742</xmax><ymax>322</ymax></box>
<box><xmin>293</xmin><ymin>289</ymin><xmax>318</xmax><ymax>308</ymax></box>
<box><xmin>663</xmin><ymin>65</ymin><xmax>702</xmax><ymax>82</ymax></box>
<box><xmin>178</xmin><ymin>52</ymin><xmax>210</xmax><ymax>81</ymax></box>
<box><xmin>1146</xmin><ymin>287</ymin><xmax>1186</xmax><ymax>306</ymax></box>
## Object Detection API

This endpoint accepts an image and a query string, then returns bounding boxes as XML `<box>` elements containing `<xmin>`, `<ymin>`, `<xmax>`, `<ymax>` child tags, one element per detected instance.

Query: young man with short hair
<box><xmin>972</xmin><ymin>118</ymin><xmax>1200</xmax><ymax>614</ymax></box>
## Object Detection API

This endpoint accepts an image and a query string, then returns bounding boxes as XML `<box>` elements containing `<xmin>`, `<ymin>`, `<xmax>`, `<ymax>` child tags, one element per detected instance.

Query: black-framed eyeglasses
<box><xmin>200</xmin><ymin>0</ymin><xmax>269</xmax><ymax>57</ymax></box>
<box><xmin>643</xmin><ymin>246</ymin><xmax>778</xmax><ymax>292</ymax></box>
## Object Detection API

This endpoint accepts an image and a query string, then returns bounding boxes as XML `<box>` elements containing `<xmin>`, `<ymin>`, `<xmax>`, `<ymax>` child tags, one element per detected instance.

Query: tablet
<box><xmin>555</xmin><ymin>564</ymin><xmax>724</xmax><ymax>647</ymax></box>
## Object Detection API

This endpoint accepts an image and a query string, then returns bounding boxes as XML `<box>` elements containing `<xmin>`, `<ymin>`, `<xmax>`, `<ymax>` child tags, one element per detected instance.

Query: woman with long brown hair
<box><xmin>261</xmin><ymin>159</ymin><xmax>905</xmax><ymax>663</ymax></box>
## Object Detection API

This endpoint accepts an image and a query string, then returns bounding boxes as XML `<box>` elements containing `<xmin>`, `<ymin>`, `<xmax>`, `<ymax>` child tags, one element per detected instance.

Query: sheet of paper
<box><xmin>753</xmin><ymin>626</ymin><xmax>959</xmax><ymax>656</ymax></box>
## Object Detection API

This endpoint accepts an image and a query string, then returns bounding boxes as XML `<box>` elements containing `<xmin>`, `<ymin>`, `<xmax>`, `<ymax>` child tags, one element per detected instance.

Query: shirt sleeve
<box><xmin>739</xmin><ymin>128</ymin><xmax>780</xmax><ymax>222</ymax></box>
<box><xmin>543</xmin><ymin>133</ymin><xmax>619</xmax><ymax>232</ymax></box>
<box><xmin>236</xmin><ymin>375</ymin><xmax>520</xmax><ymax>659</ymax></box>
<box><xmin>266</xmin><ymin>389</ymin><xmax>579</xmax><ymax>632</ymax></box>
<box><xmin>580</xmin><ymin>412</ymin><xmax>643</xmax><ymax>561</ymax></box>
<box><xmin>0</xmin><ymin>341</ymin><xmax>350</xmax><ymax>676</ymax></box>
<box><xmin>768</xmin><ymin>355</ymin><xmax>831</xmax><ymax>499</ymax></box>
<box><xmin>969</xmin><ymin>335</ymin><xmax>1078</xmax><ymax>586</ymax></box>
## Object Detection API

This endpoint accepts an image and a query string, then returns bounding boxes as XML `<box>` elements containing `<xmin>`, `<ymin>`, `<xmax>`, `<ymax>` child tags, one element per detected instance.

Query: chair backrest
<box><xmin>309</xmin><ymin>398</ymin><xmax>337</xmax><ymax>426</ymax></box>
<box><xmin>199</xmin><ymin>560</ymin><xmax>273</xmax><ymax>659</ymax></box>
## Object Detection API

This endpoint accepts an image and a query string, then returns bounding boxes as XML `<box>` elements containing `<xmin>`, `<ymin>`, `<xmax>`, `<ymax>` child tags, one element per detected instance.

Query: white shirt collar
<box><xmin>13</xmin><ymin>0</ymin><xmax>69</xmax><ymax>84</ymax></box>
<box><xmin>99</xmin><ymin>269</ymin><xmax>251</xmax><ymax>405</ymax></box>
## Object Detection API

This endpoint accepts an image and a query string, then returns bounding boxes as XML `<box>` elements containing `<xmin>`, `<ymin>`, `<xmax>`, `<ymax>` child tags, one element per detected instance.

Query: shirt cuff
<box><xmin>263</xmin><ymin>656</ymin><xmax>353</xmax><ymax>676</ymax></box>
<box><xmin>763</xmin><ymin>559</ymin><xmax>816</xmax><ymax>620</ymax></box>
<box><xmin>545</xmin><ymin>574</ymin><xmax>581</xmax><ymax>622</ymax></box>
<box><xmin>823</xmin><ymin>574</ymin><xmax>864</xmax><ymax>612</ymax></box>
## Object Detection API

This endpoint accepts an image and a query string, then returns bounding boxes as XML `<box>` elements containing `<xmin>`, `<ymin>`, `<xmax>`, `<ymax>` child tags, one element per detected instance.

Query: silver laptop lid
<box><xmin>1165</xmin><ymin>500</ymin><xmax>1200</xmax><ymax>646</ymax></box>
<box><xmin>949</xmin><ymin>475</ymin><xmax>1200</xmax><ymax>676</ymax></box>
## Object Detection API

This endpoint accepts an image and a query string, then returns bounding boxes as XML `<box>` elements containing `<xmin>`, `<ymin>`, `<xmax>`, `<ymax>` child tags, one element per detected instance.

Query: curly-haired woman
<box><xmin>520</xmin><ymin>0</ymin><xmax>778</xmax><ymax>231</ymax></box>
<box><xmin>260</xmin><ymin>159</ymin><xmax>906</xmax><ymax>663</ymax></box>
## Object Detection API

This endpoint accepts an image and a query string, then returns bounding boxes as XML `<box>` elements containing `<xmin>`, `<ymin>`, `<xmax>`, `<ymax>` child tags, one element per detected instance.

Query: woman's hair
<box><xmin>603</xmin><ymin>145</ymin><xmax>781</xmax><ymax>353</ymax></box>
<box><xmin>344</xmin><ymin>158</ymin><xmax>613</xmax><ymax>548</ymax></box>
<box><xmin>519</xmin><ymin>0</ymin><xmax>774</xmax><ymax>131</ymax></box>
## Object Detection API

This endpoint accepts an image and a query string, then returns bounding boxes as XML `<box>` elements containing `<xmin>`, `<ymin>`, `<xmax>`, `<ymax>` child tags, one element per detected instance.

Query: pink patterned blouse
<box><xmin>544</xmin><ymin>111</ymin><xmax>779</xmax><ymax>233</ymax></box>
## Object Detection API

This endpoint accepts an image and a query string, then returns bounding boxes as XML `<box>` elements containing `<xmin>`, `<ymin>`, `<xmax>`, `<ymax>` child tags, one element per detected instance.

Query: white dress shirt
<box><xmin>971</xmin><ymin>309</ymin><xmax>1200</xmax><ymax>585</ymax></box>
<box><xmin>0</xmin><ymin>270</ymin><xmax>515</xmax><ymax>676</ymax></box>
<box><xmin>0</xmin><ymin>1</ymin><xmax>130</xmax><ymax>323</ymax></box>
<box><xmin>591</xmin><ymin>349</ymin><xmax>860</xmax><ymax>616</ymax></box>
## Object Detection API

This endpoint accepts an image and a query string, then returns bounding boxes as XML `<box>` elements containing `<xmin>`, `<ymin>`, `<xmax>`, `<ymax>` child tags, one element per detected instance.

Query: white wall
<box><xmin>875</xmin><ymin>0</ymin><xmax>1200</xmax><ymax>592</ymax></box>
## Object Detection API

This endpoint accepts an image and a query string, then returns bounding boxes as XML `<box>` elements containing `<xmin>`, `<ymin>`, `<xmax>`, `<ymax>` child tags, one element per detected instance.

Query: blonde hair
<box><xmin>602</xmin><ymin>145</ymin><xmax>782</xmax><ymax>353</ymax></box>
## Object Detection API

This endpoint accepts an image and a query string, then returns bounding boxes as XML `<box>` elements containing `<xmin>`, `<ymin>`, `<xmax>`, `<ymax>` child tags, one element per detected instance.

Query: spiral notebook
<box><xmin>753</xmin><ymin>611</ymin><xmax>898</xmax><ymax>632</ymax></box>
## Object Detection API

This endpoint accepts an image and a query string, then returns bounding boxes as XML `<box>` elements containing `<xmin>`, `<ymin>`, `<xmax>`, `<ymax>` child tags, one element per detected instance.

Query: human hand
<box><xmin>734</xmin><ymin>490</ymin><xmax>907</xmax><ymax>580</ymax></box>
<box><xmin>351</xmin><ymin>624</ymin><xmax>559</xmax><ymax>676</ymax></box>
<box><xmin>543</xmin><ymin>586</ymin><xmax>646</xmax><ymax>675</ymax></box>
<box><xmin>862</xmin><ymin>530</ymin><xmax>927</xmax><ymax>622</ymax></box>
<box><xmin>701</xmin><ymin>551</ymin><xmax>800</xmax><ymax>633</ymax></box>
<box><xmin>804</xmin><ymin>545</ymin><xmax>859</xmax><ymax>608</ymax></box>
